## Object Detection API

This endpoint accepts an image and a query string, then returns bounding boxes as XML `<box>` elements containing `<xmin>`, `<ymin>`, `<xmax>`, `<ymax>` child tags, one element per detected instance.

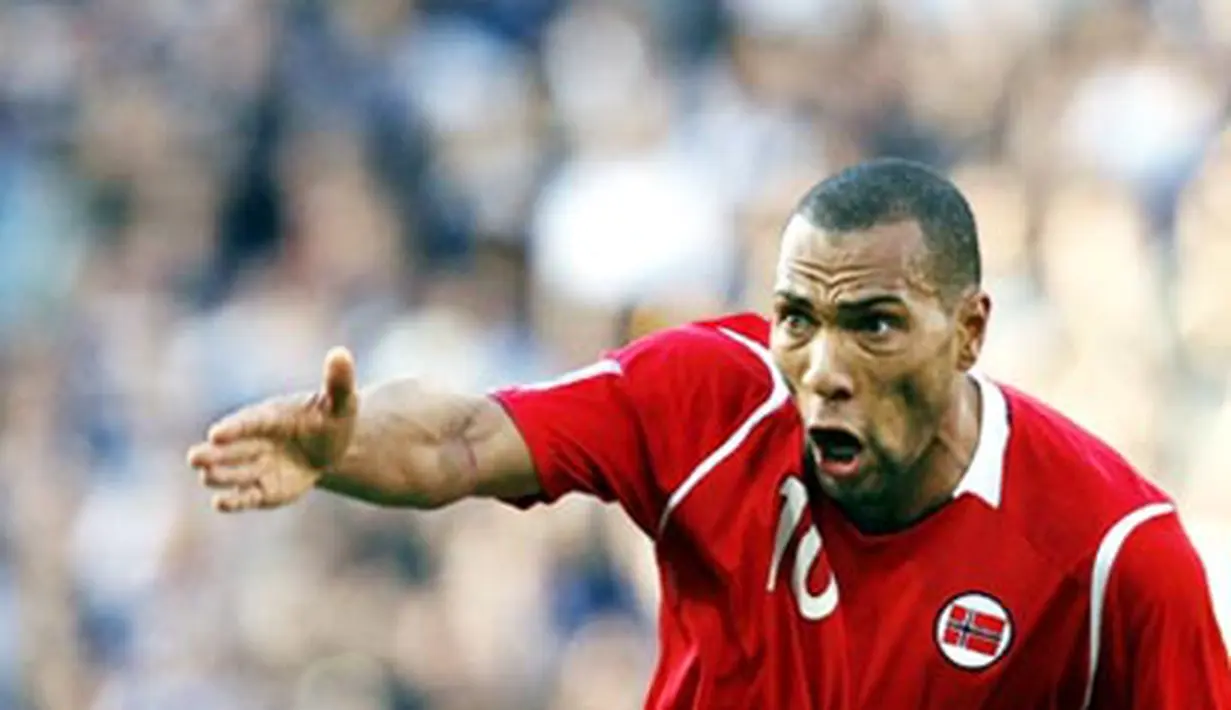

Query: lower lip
<box><xmin>816</xmin><ymin>453</ymin><xmax>862</xmax><ymax>479</ymax></box>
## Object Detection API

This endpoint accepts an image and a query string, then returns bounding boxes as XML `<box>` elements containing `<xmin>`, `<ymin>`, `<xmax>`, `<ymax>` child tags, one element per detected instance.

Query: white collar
<box><xmin>952</xmin><ymin>371</ymin><xmax>1011</xmax><ymax>509</ymax></box>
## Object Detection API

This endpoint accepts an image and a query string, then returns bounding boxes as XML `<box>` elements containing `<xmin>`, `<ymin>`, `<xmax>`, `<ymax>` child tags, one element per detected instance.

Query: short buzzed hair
<box><xmin>795</xmin><ymin>158</ymin><xmax>981</xmax><ymax>301</ymax></box>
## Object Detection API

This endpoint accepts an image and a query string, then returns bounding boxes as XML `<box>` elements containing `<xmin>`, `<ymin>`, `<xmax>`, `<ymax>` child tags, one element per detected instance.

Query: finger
<box><xmin>213</xmin><ymin>486</ymin><xmax>264</xmax><ymax>513</ymax></box>
<box><xmin>199</xmin><ymin>464</ymin><xmax>261</xmax><ymax>489</ymax></box>
<box><xmin>188</xmin><ymin>439</ymin><xmax>270</xmax><ymax>470</ymax></box>
<box><xmin>208</xmin><ymin>397</ymin><xmax>302</xmax><ymax>445</ymax></box>
<box><xmin>186</xmin><ymin>443</ymin><xmax>211</xmax><ymax>468</ymax></box>
<box><xmin>322</xmin><ymin>347</ymin><xmax>357</xmax><ymax>419</ymax></box>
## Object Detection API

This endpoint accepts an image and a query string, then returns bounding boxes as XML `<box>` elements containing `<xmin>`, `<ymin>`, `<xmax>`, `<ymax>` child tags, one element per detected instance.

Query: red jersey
<box><xmin>819</xmin><ymin>364</ymin><xmax>1231</xmax><ymax>708</ymax></box>
<box><xmin>493</xmin><ymin>314</ymin><xmax>850</xmax><ymax>710</ymax></box>
<box><xmin>495</xmin><ymin>312</ymin><xmax>1230</xmax><ymax>709</ymax></box>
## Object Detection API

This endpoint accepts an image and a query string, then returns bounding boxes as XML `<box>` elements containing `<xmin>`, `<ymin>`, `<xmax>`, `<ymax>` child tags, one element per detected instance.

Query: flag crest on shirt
<box><xmin>934</xmin><ymin>591</ymin><xmax>1014</xmax><ymax>670</ymax></box>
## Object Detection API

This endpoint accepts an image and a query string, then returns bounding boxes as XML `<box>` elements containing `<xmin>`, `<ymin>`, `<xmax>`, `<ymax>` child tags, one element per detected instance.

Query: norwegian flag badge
<box><xmin>934</xmin><ymin>592</ymin><xmax>1013</xmax><ymax>670</ymax></box>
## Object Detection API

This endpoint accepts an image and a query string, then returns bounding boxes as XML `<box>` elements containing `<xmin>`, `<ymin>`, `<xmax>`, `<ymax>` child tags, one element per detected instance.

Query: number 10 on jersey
<box><xmin>767</xmin><ymin>477</ymin><xmax>840</xmax><ymax>621</ymax></box>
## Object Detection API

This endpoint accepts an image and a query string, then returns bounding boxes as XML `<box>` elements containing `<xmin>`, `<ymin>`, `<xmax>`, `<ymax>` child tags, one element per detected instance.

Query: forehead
<box><xmin>774</xmin><ymin>214</ymin><xmax>932</xmax><ymax>299</ymax></box>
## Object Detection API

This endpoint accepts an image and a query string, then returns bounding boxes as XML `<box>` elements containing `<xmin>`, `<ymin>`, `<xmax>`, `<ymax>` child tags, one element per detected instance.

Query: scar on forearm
<box><xmin>439</xmin><ymin>399</ymin><xmax>485</xmax><ymax>478</ymax></box>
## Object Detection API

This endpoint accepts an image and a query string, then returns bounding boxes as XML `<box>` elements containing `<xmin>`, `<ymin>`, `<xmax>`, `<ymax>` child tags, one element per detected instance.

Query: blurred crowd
<box><xmin>2</xmin><ymin>0</ymin><xmax>1230</xmax><ymax>708</ymax></box>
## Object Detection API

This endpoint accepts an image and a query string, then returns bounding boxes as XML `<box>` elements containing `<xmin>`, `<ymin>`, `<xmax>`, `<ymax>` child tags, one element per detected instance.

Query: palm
<box><xmin>188</xmin><ymin>348</ymin><xmax>358</xmax><ymax>512</ymax></box>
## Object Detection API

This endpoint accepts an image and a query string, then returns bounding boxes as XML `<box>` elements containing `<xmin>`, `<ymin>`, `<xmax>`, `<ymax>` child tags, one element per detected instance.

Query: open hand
<box><xmin>187</xmin><ymin>347</ymin><xmax>359</xmax><ymax>512</ymax></box>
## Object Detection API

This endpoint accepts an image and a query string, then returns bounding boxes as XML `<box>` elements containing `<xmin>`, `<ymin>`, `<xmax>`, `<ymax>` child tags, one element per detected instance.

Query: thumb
<box><xmin>321</xmin><ymin>346</ymin><xmax>357</xmax><ymax>419</ymax></box>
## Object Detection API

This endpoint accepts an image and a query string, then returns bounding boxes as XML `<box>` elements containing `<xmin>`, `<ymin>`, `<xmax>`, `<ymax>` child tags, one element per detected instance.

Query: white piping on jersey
<box><xmin>952</xmin><ymin>371</ymin><xmax>1011</xmax><ymax>509</ymax></box>
<box><xmin>518</xmin><ymin>358</ymin><xmax>622</xmax><ymax>392</ymax></box>
<box><xmin>1080</xmin><ymin>501</ymin><xmax>1176</xmax><ymax>709</ymax></box>
<box><xmin>656</xmin><ymin>327</ymin><xmax>791</xmax><ymax>536</ymax></box>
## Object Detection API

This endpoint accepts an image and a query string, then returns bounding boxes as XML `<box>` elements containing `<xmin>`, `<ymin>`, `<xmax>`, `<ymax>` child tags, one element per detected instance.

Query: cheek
<box><xmin>897</xmin><ymin>370</ymin><xmax>948</xmax><ymax>421</ymax></box>
<box><xmin>770</xmin><ymin>343</ymin><xmax>806</xmax><ymax>385</ymax></box>
<box><xmin>898</xmin><ymin>362</ymin><xmax>953</xmax><ymax>436</ymax></box>
<box><xmin>772</xmin><ymin>346</ymin><xmax>813</xmax><ymax>418</ymax></box>
<box><xmin>866</xmin><ymin>355</ymin><xmax>952</xmax><ymax>450</ymax></box>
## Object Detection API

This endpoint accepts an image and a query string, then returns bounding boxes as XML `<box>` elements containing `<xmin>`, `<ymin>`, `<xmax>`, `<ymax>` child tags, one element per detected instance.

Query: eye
<box><xmin>853</xmin><ymin>314</ymin><xmax>899</xmax><ymax>338</ymax></box>
<box><xmin>778</xmin><ymin>310</ymin><xmax>817</xmax><ymax>340</ymax></box>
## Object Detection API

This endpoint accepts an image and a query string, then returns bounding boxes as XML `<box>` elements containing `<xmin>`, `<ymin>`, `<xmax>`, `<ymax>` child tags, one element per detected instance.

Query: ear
<box><xmin>955</xmin><ymin>290</ymin><xmax>991</xmax><ymax>372</ymax></box>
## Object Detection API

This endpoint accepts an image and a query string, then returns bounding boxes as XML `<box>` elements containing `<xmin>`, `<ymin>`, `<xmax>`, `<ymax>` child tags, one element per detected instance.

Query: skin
<box><xmin>769</xmin><ymin>213</ymin><xmax>992</xmax><ymax>533</ymax></box>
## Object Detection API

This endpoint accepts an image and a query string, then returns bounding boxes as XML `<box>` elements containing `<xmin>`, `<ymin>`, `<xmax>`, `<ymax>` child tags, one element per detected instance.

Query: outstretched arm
<box><xmin>186</xmin><ymin>348</ymin><xmax>539</xmax><ymax>512</ymax></box>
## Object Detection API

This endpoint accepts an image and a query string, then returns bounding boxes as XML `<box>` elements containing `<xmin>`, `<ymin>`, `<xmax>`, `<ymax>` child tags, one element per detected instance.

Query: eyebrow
<box><xmin>773</xmin><ymin>290</ymin><xmax>906</xmax><ymax>311</ymax></box>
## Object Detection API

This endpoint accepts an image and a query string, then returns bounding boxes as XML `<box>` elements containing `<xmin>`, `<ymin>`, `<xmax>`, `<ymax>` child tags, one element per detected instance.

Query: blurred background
<box><xmin>1</xmin><ymin>0</ymin><xmax>1230</xmax><ymax>707</ymax></box>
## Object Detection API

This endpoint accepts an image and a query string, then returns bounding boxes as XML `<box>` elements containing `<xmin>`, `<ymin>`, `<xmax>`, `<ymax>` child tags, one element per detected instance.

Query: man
<box><xmin>188</xmin><ymin>159</ymin><xmax>1231</xmax><ymax>708</ymax></box>
<box><xmin>187</xmin><ymin>277</ymin><xmax>851</xmax><ymax>703</ymax></box>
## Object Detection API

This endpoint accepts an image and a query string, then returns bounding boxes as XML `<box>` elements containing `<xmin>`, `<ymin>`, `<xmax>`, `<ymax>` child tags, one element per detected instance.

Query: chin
<box><xmin>816</xmin><ymin>466</ymin><xmax>880</xmax><ymax>503</ymax></box>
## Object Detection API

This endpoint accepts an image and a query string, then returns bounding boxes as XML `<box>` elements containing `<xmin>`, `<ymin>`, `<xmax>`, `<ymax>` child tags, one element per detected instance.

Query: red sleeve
<box><xmin>492</xmin><ymin>355</ymin><xmax>658</xmax><ymax>530</ymax></box>
<box><xmin>1090</xmin><ymin>514</ymin><xmax>1231</xmax><ymax>709</ymax></box>
<box><xmin>490</xmin><ymin>317</ymin><xmax>775</xmax><ymax>537</ymax></box>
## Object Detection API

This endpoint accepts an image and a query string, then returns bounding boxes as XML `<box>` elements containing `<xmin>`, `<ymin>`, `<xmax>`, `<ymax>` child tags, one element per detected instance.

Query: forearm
<box><xmin>317</xmin><ymin>378</ymin><xmax>538</xmax><ymax>508</ymax></box>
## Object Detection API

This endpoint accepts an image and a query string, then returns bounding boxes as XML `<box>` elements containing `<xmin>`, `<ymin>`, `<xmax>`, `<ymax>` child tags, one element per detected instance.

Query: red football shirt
<box><xmin>493</xmin><ymin>314</ymin><xmax>850</xmax><ymax>710</ymax></box>
<box><xmin>496</xmin><ymin>311</ymin><xmax>1230</xmax><ymax>708</ymax></box>
<box><xmin>819</xmin><ymin>372</ymin><xmax>1231</xmax><ymax>709</ymax></box>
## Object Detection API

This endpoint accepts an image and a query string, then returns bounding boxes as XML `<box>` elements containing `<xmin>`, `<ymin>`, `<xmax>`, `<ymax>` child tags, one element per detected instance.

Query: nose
<box><xmin>800</xmin><ymin>332</ymin><xmax>854</xmax><ymax>402</ymax></box>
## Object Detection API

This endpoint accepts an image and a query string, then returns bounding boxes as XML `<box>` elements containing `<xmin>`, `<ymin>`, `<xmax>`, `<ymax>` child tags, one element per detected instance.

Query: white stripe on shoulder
<box><xmin>656</xmin><ymin>327</ymin><xmax>791</xmax><ymax>535</ymax></box>
<box><xmin>518</xmin><ymin>358</ymin><xmax>622</xmax><ymax>392</ymax></box>
<box><xmin>1080</xmin><ymin>501</ymin><xmax>1176</xmax><ymax>709</ymax></box>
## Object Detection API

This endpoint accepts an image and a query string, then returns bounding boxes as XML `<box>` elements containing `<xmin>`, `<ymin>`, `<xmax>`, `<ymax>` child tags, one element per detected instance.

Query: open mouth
<box><xmin>809</xmin><ymin>427</ymin><xmax>865</xmax><ymax>478</ymax></box>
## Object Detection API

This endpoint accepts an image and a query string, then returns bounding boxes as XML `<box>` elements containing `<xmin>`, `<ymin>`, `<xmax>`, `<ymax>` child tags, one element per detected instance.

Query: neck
<box><xmin>840</xmin><ymin>375</ymin><xmax>983</xmax><ymax>534</ymax></box>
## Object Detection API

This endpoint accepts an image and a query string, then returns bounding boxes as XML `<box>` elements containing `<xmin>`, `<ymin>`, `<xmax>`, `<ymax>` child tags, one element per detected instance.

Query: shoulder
<box><xmin>995</xmin><ymin>384</ymin><xmax>1174</xmax><ymax>568</ymax></box>
<box><xmin>1087</xmin><ymin>510</ymin><xmax>1231</xmax><ymax>708</ymax></box>
<box><xmin>1096</xmin><ymin>510</ymin><xmax>1231</xmax><ymax>682</ymax></box>
<box><xmin>613</xmin><ymin>312</ymin><xmax>780</xmax><ymax>411</ymax></box>
<box><xmin>1105</xmin><ymin>510</ymin><xmax>1208</xmax><ymax>610</ymax></box>
<box><xmin>618</xmin><ymin>312</ymin><xmax>772</xmax><ymax>369</ymax></box>
<box><xmin>993</xmin><ymin>385</ymin><xmax>1223</xmax><ymax>633</ymax></box>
